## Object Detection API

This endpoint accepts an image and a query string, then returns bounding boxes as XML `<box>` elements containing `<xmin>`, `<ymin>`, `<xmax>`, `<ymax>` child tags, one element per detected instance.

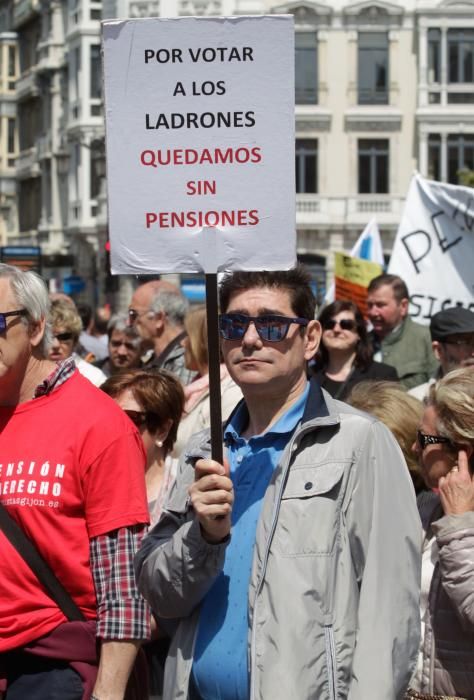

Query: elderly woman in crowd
<box><xmin>94</xmin><ymin>313</ymin><xmax>142</xmax><ymax>377</ymax></box>
<box><xmin>49</xmin><ymin>299</ymin><xmax>107</xmax><ymax>386</ymax></box>
<box><xmin>347</xmin><ymin>380</ymin><xmax>425</xmax><ymax>493</ymax></box>
<box><xmin>407</xmin><ymin>367</ymin><xmax>474</xmax><ymax>699</ymax></box>
<box><xmin>101</xmin><ymin>369</ymin><xmax>184</xmax><ymax>525</ymax></box>
<box><xmin>312</xmin><ymin>300</ymin><xmax>398</xmax><ymax>400</ymax></box>
<box><xmin>173</xmin><ymin>305</ymin><xmax>242</xmax><ymax>458</ymax></box>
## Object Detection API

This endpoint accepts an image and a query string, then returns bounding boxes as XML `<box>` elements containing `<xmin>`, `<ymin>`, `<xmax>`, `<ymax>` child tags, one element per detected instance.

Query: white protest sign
<box><xmin>102</xmin><ymin>16</ymin><xmax>295</xmax><ymax>274</ymax></box>
<box><xmin>388</xmin><ymin>173</ymin><xmax>474</xmax><ymax>324</ymax></box>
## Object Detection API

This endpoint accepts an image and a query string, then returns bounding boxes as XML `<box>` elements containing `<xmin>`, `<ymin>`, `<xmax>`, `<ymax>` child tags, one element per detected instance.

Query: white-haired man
<box><xmin>0</xmin><ymin>264</ymin><xmax>149</xmax><ymax>699</ymax></box>
<box><xmin>128</xmin><ymin>280</ymin><xmax>196</xmax><ymax>385</ymax></box>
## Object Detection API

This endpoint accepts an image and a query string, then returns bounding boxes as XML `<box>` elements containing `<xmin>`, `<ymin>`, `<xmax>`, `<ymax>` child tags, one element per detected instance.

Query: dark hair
<box><xmin>101</xmin><ymin>369</ymin><xmax>184</xmax><ymax>454</ymax></box>
<box><xmin>76</xmin><ymin>303</ymin><xmax>92</xmax><ymax>330</ymax></box>
<box><xmin>94</xmin><ymin>306</ymin><xmax>111</xmax><ymax>335</ymax></box>
<box><xmin>219</xmin><ymin>266</ymin><xmax>316</xmax><ymax>320</ymax></box>
<box><xmin>317</xmin><ymin>300</ymin><xmax>373</xmax><ymax>370</ymax></box>
<box><xmin>367</xmin><ymin>274</ymin><xmax>409</xmax><ymax>303</ymax></box>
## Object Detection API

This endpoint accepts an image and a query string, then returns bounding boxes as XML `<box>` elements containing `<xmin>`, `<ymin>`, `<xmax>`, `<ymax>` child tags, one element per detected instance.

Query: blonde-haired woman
<box><xmin>347</xmin><ymin>380</ymin><xmax>424</xmax><ymax>492</ymax></box>
<box><xmin>49</xmin><ymin>300</ymin><xmax>107</xmax><ymax>387</ymax></box>
<box><xmin>173</xmin><ymin>305</ymin><xmax>242</xmax><ymax>457</ymax></box>
<box><xmin>408</xmin><ymin>367</ymin><xmax>474</xmax><ymax>699</ymax></box>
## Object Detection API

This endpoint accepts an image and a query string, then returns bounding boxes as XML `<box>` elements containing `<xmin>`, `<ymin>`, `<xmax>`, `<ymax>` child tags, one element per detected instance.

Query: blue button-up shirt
<box><xmin>192</xmin><ymin>383</ymin><xmax>310</xmax><ymax>700</ymax></box>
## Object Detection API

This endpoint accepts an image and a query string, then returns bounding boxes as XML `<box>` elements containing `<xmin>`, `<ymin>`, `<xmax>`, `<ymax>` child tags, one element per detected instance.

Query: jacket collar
<box><xmin>380</xmin><ymin>316</ymin><xmax>409</xmax><ymax>347</ymax></box>
<box><xmin>184</xmin><ymin>376</ymin><xmax>341</xmax><ymax>462</ymax></box>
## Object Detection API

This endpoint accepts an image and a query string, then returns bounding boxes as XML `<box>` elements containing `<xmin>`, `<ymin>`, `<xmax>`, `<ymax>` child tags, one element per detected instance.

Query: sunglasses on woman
<box><xmin>416</xmin><ymin>430</ymin><xmax>451</xmax><ymax>450</ymax></box>
<box><xmin>323</xmin><ymin>319</ymin><xmax>357</xmax><ymax>332</ymax></box>
<box><xmin>124</xmin><ymin>409</ymin><xmax>159</xmax><ymax>432</ymax></box>
<box><xmin>218</xmin><ymin>313</ymin><xmax>309</xmax><ymax>342</ymax></box>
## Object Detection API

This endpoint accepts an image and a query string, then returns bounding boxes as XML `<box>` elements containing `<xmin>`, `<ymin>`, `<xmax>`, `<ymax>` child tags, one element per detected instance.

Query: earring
<box><xmin>156</xmin><ymin>439</ymin><xmax>163</xmax><ymax>448</ymax></box>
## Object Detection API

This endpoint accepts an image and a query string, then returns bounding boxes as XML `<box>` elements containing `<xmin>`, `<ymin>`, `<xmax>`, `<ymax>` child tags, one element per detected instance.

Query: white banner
<box><xmin>388</xmin><ymin>173</ymin><xmax>474</xmax><ymax>324</ymax></box>
<box><xmin>102</xmin><ymin>16</ymin><xmax>295</xmax><ymax>275</ymax></box>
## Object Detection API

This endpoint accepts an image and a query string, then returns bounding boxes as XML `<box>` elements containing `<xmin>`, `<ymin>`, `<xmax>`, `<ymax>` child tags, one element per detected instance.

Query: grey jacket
<box><xmin>136</xmin><ymin>383</ymin><xmax>422</xmax><ymax>700</ymax></box>
<box><xmin>419</xmin><ymin>502</ymin><xmax>474</xmax><ymax>698</ymax></box>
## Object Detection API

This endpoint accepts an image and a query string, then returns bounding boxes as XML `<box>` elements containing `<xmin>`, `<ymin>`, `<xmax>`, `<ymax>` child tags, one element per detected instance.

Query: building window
<box><xmin>18</xmin><ymin>98</ymin><xmax>41</xmax><ymax>151</ymax></box>
<box><xmin>90</xmin><ymin>44</ymin><xmax>101</xmax><ymax>99</ymax></box>
<box><xmin>427</xmin><ymin>133</ymin><xmax>474</xmax><ymax>183</ymax></box>
<box><xmin>428</xmin><ymin>134</ymin><xmax>441</xmax><ymax>181</ymax></box>
<box><xmin>19</xmin><ymin>17</ymin><xmax>40</xmax><ymax>73</ymax></box>
<box><xmin>358</xmin><ymin>32</ymin><xmax>388</xmax><ymax>105</ymax></box>
<box><xmin>7</xmin><ymin>118</ymin><xmax>15</xmax><ymax>154</ymax></box>
<box><xmin>8</xmin><ymin>45</ymin><xmax>16</xmax><ymax>89</ymax></box>
<box><xmin>295</xmin><ymin>139</ymin><xmax>318</xmax><ymax>193</ymax></box>
<box><xmin>358</xmin><ymin>139</ymin><xmax>389</xmax><ymax>193</ymax></box>
<box><xmin>295</xmin><ymin>33</ymin><xmax>317</xmax><ymax>105</ymax></box>
<box><xmin>448</xmin><ymin>134</ymin><xmax>474</xmax><ymax>183</ymax></box>
<box><xmin>448</xmin><ymin>29</ymin><xmax>474</xmax><ymax>83</ymax></box>
<box><xmin>19</xmin><ymin>178</ymin><xmax>41</xmax><ymax>233</ymax></box>
<box><xmin>428</xmin><ymin>29</ymin><xmax>441</xmax><ymax>84</ymax></box>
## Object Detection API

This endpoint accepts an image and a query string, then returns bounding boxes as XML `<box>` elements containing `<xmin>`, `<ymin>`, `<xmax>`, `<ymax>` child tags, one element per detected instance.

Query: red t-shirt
<box><xmin>0</xmin><ymin>371</ymin><xmax>149</xmax><ymax>651</ymax></box>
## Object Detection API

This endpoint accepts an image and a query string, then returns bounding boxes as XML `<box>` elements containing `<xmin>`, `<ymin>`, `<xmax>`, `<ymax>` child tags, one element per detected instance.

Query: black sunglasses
<box><xmin>124</xmin><ymin>409</ymin><xmax>159</xmax><ymax>432</ymax></box>
<box><xmin>219</xmin><ymin>313</ymin><xmax>309</xmax><ymax>343</ymax></box>
<box><xmin>417</xmin><ymin>430</ymin><xmax>451</xmax><ymax>450</ymax></box>
<box><xmin>0</xmin><ymin>309</ymin><xmax>28</xmax><ymax>332</ymax></box>
<box><xmin>323</xmin><ymin>318</ymin><xmax>357</xmax><ymax>332</ymax></box>
<box><xmin>54</xmin><ymin>332</ymin><xmax>74</xmax><ymax>342</ymax></box>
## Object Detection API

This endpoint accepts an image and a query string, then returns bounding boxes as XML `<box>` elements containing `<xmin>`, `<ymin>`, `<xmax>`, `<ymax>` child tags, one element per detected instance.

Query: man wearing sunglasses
<box><xmin>136</xmin><ymin>267</ymin><xmax>422</xmax><ymax>700</ymax></box>
<box><xmin>0</xmin><ymin>264</ymin><xmax>150</xmax><ymax>699</ymax></box>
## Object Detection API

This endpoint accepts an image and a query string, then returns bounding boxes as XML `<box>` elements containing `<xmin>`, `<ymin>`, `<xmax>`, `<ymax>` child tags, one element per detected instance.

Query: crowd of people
<box><xmin>0</xmin><ymin>262</ymin><xmax>473</xmax><ymax>700</ymax></box>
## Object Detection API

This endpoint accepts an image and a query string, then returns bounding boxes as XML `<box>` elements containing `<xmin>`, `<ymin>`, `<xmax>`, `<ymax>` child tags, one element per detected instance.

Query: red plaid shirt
<box><xmin>35</xmin><ymin>359</ymin><xmax>150</xmax><ymax>640</ymax></box>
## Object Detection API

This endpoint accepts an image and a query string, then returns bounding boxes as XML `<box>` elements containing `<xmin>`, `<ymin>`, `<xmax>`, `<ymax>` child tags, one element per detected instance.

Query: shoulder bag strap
<box><xmin>0</xmin><ymin>502</ymin><xmax>86</xmax><ymax>622</ymax></box>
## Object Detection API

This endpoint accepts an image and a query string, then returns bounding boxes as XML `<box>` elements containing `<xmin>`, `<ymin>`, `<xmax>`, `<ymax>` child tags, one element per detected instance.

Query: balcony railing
<box><xmin>16</xmin><ymin>69</ymin><xmax>39</xmax><ymax>99</ymax></box>
<box><xmin>356</xmin><ymin>197</ymin><xmax>392</xmax><ymax>213</ymax></box>
<box><xmin>296</xmin><ymin>195</ymin><xmax>320</xmax><ymax>214</ymax></box>
<box><xmin>358</xmin><ymin>88</ymin><xmax>389</xmax><ymax>105</ymax></box>
<box><xmin>129</xmin><ymin>0</ymin><xmax>160</xmax><ymax>16</ymax></box>
<box><xmin>13</xmin><ymin>0</ymin><xmax>40</xmax><ymax>28</ymax></box>
<box><xmin>36</xmin><ymin>40</ymin><xmax>65</xmax><ymax>73</ymax></box>
<box><xmin>296</xmin><ymin>194</ymin><xmax>405</xmax><ymax>225</ymax></box>
<box><xmin>296</xmin><ymin>87</ymin><xmax>318</xmax><ymax>105</ymax></box>
<box><xmin>15</xmin><ymin>146</ymin><xmax>40</xmax><ymax>177</ymax></box>
<box><xmin>178</xmin><ymin>0</ymin><xmax>222</xmax><ymax>15</ymax></box>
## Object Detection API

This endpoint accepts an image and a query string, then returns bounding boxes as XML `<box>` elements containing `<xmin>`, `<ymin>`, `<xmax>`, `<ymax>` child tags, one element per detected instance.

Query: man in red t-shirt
<box><xmin>0</xmin><ymin>264</ymin><xmax>150</xmax><ymax>700</ymax></box>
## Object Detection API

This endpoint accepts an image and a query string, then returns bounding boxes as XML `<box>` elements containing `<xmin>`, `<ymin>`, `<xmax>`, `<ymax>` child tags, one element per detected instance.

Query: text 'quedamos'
<box><xmin>140</xmin><ymin>147</ymin><xmax>262</xmax><ymax>168</ymax></box>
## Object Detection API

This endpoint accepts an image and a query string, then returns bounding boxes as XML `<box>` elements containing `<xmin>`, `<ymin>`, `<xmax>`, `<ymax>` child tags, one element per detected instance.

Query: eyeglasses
<box><xmin>416</xmin><ymin>430</ymin><xmax>451</xmax><ymax>450</ymax></box>
<box><xmin>128</xmin><ymin>308</ymin><xmax>151</xmax><ymax>323</ymax></box>
<box><xmin>123</xmin><ymin>409</ymin><xmax>159</xmax><ymax>432</ymax></box>
<box><xmin>53</xmin><ymin>332</ymin><xmax>74</xmax><ymax>343</ymax></box>
<box><xmin>110</xmin><ymin>339</ymin><xmax>138</xmax><ymax>351</ymax></box>
<box><xmin>218</xmin><ymin>313</ymin><xmax>309</xmax><ymax>342</ymax></box>
<box><xmin>0</xmin><ymin>309</ymin><xmax>28</xmax><ymax>332</ymax></box>
<box><xmin>323</xmin><ymin>318</ymin><xmax>357</xmax><ymax>332</ymax></box>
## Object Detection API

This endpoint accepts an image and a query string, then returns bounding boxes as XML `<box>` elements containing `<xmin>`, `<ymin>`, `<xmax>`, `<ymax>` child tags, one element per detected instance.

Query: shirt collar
<box><xmin>224</xmin><ymin>382</ymin><xmax>310</xmax><ymax>443</ymax></box>
<box><xmin>34</xmin><ymin>357</ymin><xmax>77</xmax><ymax>398</ymax></box>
